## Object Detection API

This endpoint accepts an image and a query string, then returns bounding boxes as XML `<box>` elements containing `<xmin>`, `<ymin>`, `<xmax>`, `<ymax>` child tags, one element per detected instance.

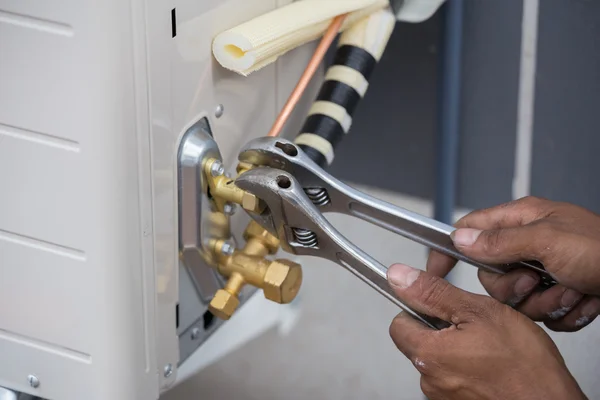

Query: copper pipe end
<box><xmin>267</xmin><ymin>13</ymin><xmax>347</xmax><ymax>138</ymax></box>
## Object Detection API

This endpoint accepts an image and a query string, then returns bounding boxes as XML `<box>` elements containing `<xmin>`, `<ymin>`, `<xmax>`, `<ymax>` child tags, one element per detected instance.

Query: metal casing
<box><xmin>0</xmin><ymin>0</ymin><xmax>318</xmax><ymax>398</ymax></box>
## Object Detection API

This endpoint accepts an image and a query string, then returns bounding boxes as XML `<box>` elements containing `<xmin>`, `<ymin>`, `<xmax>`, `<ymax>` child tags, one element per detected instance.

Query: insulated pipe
<box><xmin>294</xmin><ymin>7</ymin><xmax>396</xmax><ymax>167</ymax></box>
<box><xmin>433</xmin><ymin>0</ymin><xmax>464</xmax><ymax>225</ymax></box>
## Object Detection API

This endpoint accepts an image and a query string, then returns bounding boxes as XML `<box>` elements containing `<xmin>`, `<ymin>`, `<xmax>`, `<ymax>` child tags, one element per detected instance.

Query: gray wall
<box><xmin>531</xmin><ymin>0</ymin><xmax>600</xmax><ymax>211</ymax></box>
<box><xmin>331</xmin><ymin>0</ymin><xmax>600</xmax><ymax>214</ymax></box>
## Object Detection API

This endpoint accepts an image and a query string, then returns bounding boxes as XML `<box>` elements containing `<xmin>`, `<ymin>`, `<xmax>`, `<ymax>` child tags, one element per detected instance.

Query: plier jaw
<box><xmin>236</xmin><ymin>168</ymin><xmax>325</xmax><ymax>256</ymax></box>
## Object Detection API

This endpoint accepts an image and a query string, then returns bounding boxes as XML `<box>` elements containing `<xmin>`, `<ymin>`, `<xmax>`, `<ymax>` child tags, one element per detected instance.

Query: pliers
<box><xmin>235</xmin><ymin>137</ymin><xmax>556</xmax><ymax>329</ymax></box>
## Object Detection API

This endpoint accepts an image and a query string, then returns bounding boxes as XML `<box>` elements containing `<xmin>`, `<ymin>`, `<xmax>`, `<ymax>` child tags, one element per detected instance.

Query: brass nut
<box><xmin>236</xmin><ymin>162</ymin><xmax>253</xmax><ymax>175</ymax></box>
<box><xmin>244</xmin><ymin>221</ymin><xmax>279</xmax><ymax>254</ymax></box>
<box><xmin>263</xmin><ymin>259</ymin><xmax>303</xmax><ymax>304</ymax></box>
<box><xmin>241</xmin><ymin>192</ymin><xmax>264</xmax><ymax>213</ymax></box>
<box><xmin>209</xmin><ymin>289</ymin><xmax>240</xmax><ymax>320</ymax></box>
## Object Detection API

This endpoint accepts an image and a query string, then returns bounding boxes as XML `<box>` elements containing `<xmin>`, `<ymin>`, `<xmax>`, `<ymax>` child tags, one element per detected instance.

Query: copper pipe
<box><xmin>267</xmin><ymin>14</ymin><xmax>348</xmax><ymax>138</ymax></box>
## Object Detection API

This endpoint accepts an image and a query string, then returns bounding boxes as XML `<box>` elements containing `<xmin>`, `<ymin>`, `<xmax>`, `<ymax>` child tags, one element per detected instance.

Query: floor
<box><xmin>162</xmin><ymin>185</ymin><xmax>600</xmax><ymax>400</ymax></box>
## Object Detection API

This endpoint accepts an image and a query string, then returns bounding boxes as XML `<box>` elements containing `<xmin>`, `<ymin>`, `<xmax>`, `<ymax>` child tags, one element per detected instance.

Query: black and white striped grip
<box><xmin>294</xmin><ymin>8</ymin><xmax>396</xmax><ymax>167</ymax></box>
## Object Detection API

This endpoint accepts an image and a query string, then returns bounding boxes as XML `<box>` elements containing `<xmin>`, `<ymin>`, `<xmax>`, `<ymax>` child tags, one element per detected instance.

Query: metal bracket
<box><xmin>177</xmin><ymin>117</ymin><xmax>227</xmax><ymax>363</ymax></box>
<box><xmin>176</xmin><ymin>117</ymin><xmax>258</xmax><ymax>364</ymax></box>
<box><xmin>178</xmin><ymin>118</ymin><xmax>226</xmax><ymax>298</ymax></box>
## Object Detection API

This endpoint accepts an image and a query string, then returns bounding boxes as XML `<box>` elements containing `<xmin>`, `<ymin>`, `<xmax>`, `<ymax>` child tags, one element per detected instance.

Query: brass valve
<box><xmin>242</xmin><ymin>219</ymin><xmax>280</xmax><ymax>257</ymax></box>
<box><xmin>204</xmin><ymin>160</ymin><xmax>301</xmax><ymax>319</ymax></box>
<box><xmin>204</xmin><ymin>158</ymin><xmax>264</xmax><ymax>214</ymax></box>
<box><xmin>208</xmin><ymin>222</ymin><xmax>303</xmax><ymax>320</ymax></box>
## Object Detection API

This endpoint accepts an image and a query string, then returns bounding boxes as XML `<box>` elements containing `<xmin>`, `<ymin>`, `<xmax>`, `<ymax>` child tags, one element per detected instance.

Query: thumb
<box><xmin>388</xmin><ymin>264</ymin><xmax>490</xmax><ymax>324</ymax></box>
<box><xmin>451</xmin><ymin>226</ymin><xmax>544</xmax><ymax>264</ymax></box>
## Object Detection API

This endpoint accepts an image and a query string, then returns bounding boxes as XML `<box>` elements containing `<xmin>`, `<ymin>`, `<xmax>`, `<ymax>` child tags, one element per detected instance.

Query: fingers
<box><xmin>477</xmin><ymin>268</ymin><xmax>600</xmax><ymax>332</ymax></box>
<box><xmin>516</xmin><ymin>284</ymin><xmax>583</xmax><ymax>321</ymax></box>
<box><xmin>454</xmin><ymin>196</ymin><xmax>551</xmax><ymax>231</ymax></box>
<box><xmin>544</xmin><ymin>296</ymin><xmax>600</xmax><ymax>332</ymax></box>
<box><xmin>426</xmin><ymin>250</ymin><xmax>458</xmax><ymax>278</ymax></box>
<box><xmin>388</xmin><ymin>263</ymin><xmax>491</xmax><ymax>324</ymax></box>
<box><xmin>426</xmin><ymin>197</ymin><xmax>553</xmax><ymax>279</ymax></box>
<box><xmin>451</xmin><ymin>224</ymin><xmax>551</xmax><ymax>264</ymax></box>
<box><xmin>477</xmin><ymin>269</ymin><xmax>541</xmax><ymax>307</ymax></box>
<box><xmin>389</xmin><ymin>312</ymin><xmax>432</xmax><ymax>360</ymax></box>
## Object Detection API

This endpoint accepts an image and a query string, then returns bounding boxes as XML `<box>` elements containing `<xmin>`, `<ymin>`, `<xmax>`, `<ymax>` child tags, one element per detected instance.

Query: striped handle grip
<box><xmin>294</xmin><ymin>7</ymin><xmax>396</xmax><ymax>167</ymax></box>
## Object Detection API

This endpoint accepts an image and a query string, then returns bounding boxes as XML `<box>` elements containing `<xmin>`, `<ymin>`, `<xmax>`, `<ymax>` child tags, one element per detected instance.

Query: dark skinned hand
<box><xmin>427</xmin><ymin>196</ymin><xmax>600</xmax><ymax>332</ymax></box>
<box><xmin>387</xmin><ymin>264</ymin><xmax>587</xmax><ymax>400</ymax></box>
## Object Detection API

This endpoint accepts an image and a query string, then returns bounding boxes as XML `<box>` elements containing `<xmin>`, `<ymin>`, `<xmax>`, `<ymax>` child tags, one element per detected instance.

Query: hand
<box><xmin>387</xmin><ymin>264</ymin><xmax>587</xmax><ymax>400</ymax></box>
<box><xmin>427</xmin><ymin>196</ymin><xmax>600</xmax><ymax>332</ymax></box>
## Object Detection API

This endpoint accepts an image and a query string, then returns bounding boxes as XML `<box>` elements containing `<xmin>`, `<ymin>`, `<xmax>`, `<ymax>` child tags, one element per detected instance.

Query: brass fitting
<box><xmin>242</xmin><ymin>220</ymin><xmax>280</xmax><ymax>257</ymax></box>
<box><xmin>236</xmin><ymin>161</ymin><xmax>254</xmax><ymax>175</ymax></box>
<box><xmin>204</xmin><ymin>158</ymin><xmax>264</xmax><ymax>214</ymax></box>
<box><xmin>204</xmin><ymin>159</ymin><xmax>298</xmax><ymax>320</ymax></box>
<box><xmin>208</xmin><ymin>239</ymin><xmax>302</xmax><ymax>320</ymax></box>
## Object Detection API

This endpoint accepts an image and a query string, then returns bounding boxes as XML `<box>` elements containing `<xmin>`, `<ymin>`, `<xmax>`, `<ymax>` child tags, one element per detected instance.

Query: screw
<box><xmin>221</xmin><ymin>242</ymin><xmax>235</xmax><ymax>256</ymax></box>
<box><xmin>210</xmin><ymin>160</ymin><xmax>224</xmax><ymax>177</ymax></box>
<box><xmin>28</xmin><ymin>375</ymin><xmax>40</xmax><ymax>388</ymax></box>
<box><xmin>215</xmin><ymin>104</ymin><xmax>224</xmax><ymax>118</ymax></box>
<box><xmin>191</xmin><ymin>327</ymin><xmax>201</xmax><ymax>340</ymax></box>
<box><xmin>223</xmin><ymin>203</ymin><xmax>236</xmax><ymax>215</ymax></box>
<box><xmin>163</xmin><ymin>364</ymin><xmax>173</xmax><ymax>378</ymax></box>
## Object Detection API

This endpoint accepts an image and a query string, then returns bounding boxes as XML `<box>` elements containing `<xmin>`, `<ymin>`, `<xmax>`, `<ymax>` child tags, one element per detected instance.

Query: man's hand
<box><xmin>427</xmin><ymin>196</ymin><xmax>600</xmax><ymax>332</ymax></box>
<box><xmin>387</xmin><ymin>264</ymin><xmax>587</xmax><ymax>400</ymax></box>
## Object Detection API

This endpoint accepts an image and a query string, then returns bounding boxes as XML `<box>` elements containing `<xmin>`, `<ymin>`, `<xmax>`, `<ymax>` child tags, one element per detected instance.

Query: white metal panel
<box><xmin>146</xmin><ymin>0</ymin><xmax>282</xmax><ymax>390</ymax></box>
<box><xmin>0</xmin><ymin>0</ymin><xmax>158</xmax><ymax>398</ymax></box>
<box><xmin>0</xmin><ymin>0</ymin><xmax>318</xmax><ymax>397</ymax></box>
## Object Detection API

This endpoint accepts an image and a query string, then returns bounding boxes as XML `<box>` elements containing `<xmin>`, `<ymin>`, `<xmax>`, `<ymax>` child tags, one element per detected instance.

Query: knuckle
<box><xmin>522</xmin><ymin>196</ymin><xmax>558</xmax><ymax>218</ymax></box>
<box><xmin>458</xmin><ymin>294</ymin><xmax>498</xmax><ymax>320</ymax></box>
<box><xmin>437</xmin><ymin>377</ymin><xmax>464</xmax><ymax>394</ymax></box>
<box><xmin>419</xmin><ymin>276</ymin><xmax>452</xmax><ymax>312</ymax></box>
<box><xmin>420</xmin><ymin>378</ymin><xmax>435</xmax><ymax>396</ymax></box>
<box><xmin>519</xmin><ymin>195</ymin><xmax>544</xmax><ymax>208</ymax></box>
<box><xmin>527</xmin><ymin>221</ymin><xmax>557</xmax><ymax>257</ymax></box>
<box><xmin>421</xmin><ymin>376</ymin><xmax>464</xmax><ymax>396</ymax></box>
<box><xmin>480</xmin><ymin>229</ymin><xmax>507</xmax><ymax>255</ymax></box>
<box><xmin>412</xmin><ymin>356</ymin><xmax>429</xmax><ymax>374</ymax></box>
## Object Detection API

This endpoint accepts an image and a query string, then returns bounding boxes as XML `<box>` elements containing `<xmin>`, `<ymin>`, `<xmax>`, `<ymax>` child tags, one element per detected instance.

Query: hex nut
<box><xmin>241</xmin><ymin>192</ymin><xmax>264</xmax><ymax>213</ymax></box>
<box><xmin>209</xmin><ymin>160</ymin><xmax>225</xmax><ymax>177</ymax></box>
<box><xmin>244</xmin><ymin>220</ymin><xmax>279</xmax><ymax>253</ymax></box>
<box><xmin>220</xmin><ymin>241</ymin><xmax>235</xmax><ymax>256</ymax></box>
<box><xmin>263</xmin><ymin>259</ymin><xmax>303</xmax><ymax>304</ymax></box>
<box><xmin>223</xmin><ymin>202</ymin><xmax>236</xmax><ymax>215</ymax></box>
<box><xmin>209</xmin><ymin>289</ymin><xmax>240</xmax><ymax>320</ymax></box>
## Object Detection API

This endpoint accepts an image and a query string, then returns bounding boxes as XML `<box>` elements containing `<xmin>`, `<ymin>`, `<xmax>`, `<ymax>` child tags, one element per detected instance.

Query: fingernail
<box><xmin>514</xmin><ymin>275</ymin><xmax>539</xmax><ymax>297</ymax></box>
<box><xmin>388</xmin><ymin>264</ymin><xmax>420</xmax><ymax>289</ymax></box>
<box><xmin>451</xmin><ymin>228</ymin><xmax>482</xmax><ymax>248</ymax></box>
<box><xmin>575</xmin><ymin>298</ymin><xmax>600</xmax><ymax>327</ymax></box>
<box><xmin>560</xmin><ymin>289</ymin><xmax>583</xmax><ymax>308</ymax></box>
<box><xmin>548</xmin><ymin>307</ymin><xmax>570</xmax><ymax>320</ymax></box>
